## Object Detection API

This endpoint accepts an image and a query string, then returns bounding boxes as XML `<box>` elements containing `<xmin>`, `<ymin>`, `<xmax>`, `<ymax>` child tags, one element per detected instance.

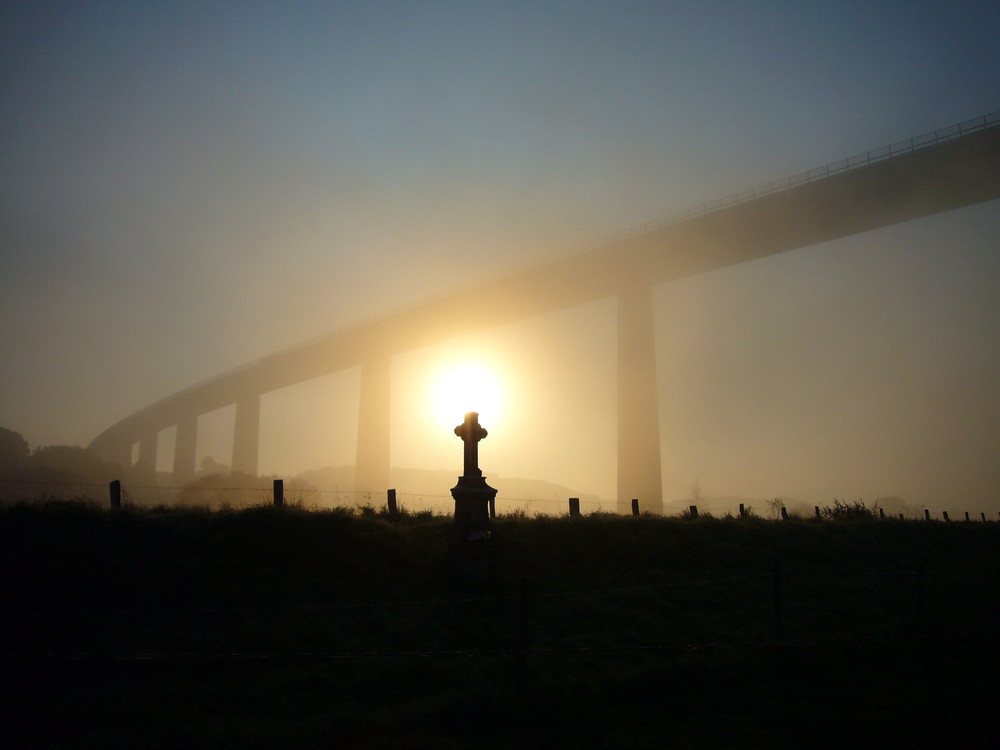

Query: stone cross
<box><xmin>454</xmin><ymin>411</ymin><xmax>488</xmax><ymax>478</ymax></box>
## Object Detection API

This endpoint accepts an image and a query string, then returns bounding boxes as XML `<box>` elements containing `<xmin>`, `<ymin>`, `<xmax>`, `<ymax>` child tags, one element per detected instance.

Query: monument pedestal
<box><xmin>452</xmin><ymin>474</ymin><xmax>497</xmax><ymax>541</ymax></box>
<box><xmin>451</xmin><ymin>412</ymin><xmax>497</xmax><ymax>581</ymax></box>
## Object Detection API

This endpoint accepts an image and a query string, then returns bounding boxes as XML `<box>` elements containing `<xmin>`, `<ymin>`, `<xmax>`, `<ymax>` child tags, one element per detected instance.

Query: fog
<box><xmin>1</xmin><ymin>2</ymin><xmax>998</xmax><ymax>512</ymax></box>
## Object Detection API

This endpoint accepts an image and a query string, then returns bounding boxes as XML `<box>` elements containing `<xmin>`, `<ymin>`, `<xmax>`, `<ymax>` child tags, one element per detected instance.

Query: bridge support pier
<box><xmin>136</xmin><ymin>429</ymin><xmax>158</xmax><ymax>477</ymax></box>
<box><xmin>232</xmin><ymin>394</ymin><xmax>260</xmax><ymax>476</ymax></box>
<box><xmin>356</xmin><ymin>356</ymin><xmax>391</xmax><ymax>499</ymax></box>
<box><xmin>173</xmin><ymin>414</ymin><xmax>198</xmax><ymax>482</ymax></box>
<box><xmin>617</xmin><ymin>285</ymin><xmax>663</xmax><ymax>514</ymax></box>
<box><xmin>99</xmin><ymin>436</ymin><xmax>133</xmax><ymax>473</ymax></box>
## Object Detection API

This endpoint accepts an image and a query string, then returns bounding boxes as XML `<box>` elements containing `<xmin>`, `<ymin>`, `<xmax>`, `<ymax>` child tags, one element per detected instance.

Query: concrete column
<box><xmin>172</xmin><ymin>414</ymin><xmax>198</xmax><ymax>482</ymax></box>
<box><xmin>93</xmin><ymin>435</ymin><xmax>133</xmax><ymax>472</ymax></box>
<box><xmin>356</xmin><ymin>356</ymin><xmax>391</xmax><ymax>498</ymax></box>
<box><xmin>617</xmin><ymin>285</ymin><xmax>663</xmax><ymax>514</ymax></box>
<box><xmin>136</xmin><ymin>429</ymin><xmax>158</xmax><ymax>476</ymax></box>
<box><xmin>232</xmin><ymin>394</ymin><xmax>260</xmax><ymax>476</ymax></box>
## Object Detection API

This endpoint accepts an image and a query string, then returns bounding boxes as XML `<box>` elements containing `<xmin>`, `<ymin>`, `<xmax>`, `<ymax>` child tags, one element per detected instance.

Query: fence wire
<box><xmin>2</xmin><ymin>476</ymin><xmax>997</xmax><ymax>521</ymax></box>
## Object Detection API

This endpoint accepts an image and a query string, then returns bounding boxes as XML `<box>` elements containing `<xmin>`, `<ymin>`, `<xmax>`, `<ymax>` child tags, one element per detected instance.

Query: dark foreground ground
<box><xmin>1</xmin><ymin>501</ymin><xmax>997</xmax><ymax>749</ymax></box>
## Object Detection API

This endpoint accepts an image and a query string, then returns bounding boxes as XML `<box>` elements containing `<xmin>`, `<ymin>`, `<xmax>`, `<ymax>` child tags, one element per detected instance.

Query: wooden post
<box><xmin>780</xmin><ymin>506</ymin><xmax>788</xmax><ymax>521</ymax></box>
<box><xmin>109</xmin><ymin>480</ymin><xmax>121</xmax><ymax>510</ymax></box>
<box><xmin>981</xmin><ymin>512</ymin><xmax>987</xmax><ymax>522</ymax></box>
<box><xmin>942</xmin><ymin>511</ymin><xmax>950</xmax><ymax>522</ymax></box>
<box><xmin>739</xmin><ymin>503</ymin><xmax>746</xmax><ymax>519</ymax></box>
<box><xmin>964</xmin><ymin>512</ymin><xmax>970</xmax><ymax>522</ymax></box>
<box><xmin>273</xmin><ymin>479</ymin><xmax>284</xmax><ymax>507</ymax></box>
<box><xmin>899</xmin><ymin>513</ymin><xmax>904</xmax><ymax>520</ymax></box>
<box><xmin>631</xmin><ymin>498</ymin><xmax>639</xmax><ymax>517</ymax></box>
<box><xmin>568</xmin><ymin>497</ymin><xmax>580</xmax><ymax>517</ymax></box>
<box><xmin>814</xmin><ymin>506</ymin><xmax>821</xmax><ymax>519</ymax></box>
<box><xmin>689</xmin><ymin>505</ymin><xmax>698</xmax><ymax>519</ymax></box>
<box><xmin>772</xmin><ymin>561</ymin><xmax>783</xmax><ymax>642</ymax></box>
<box><xmin>879</xmin><ymin>508</ymin><xmax>885</xmax><ymax>519</ymax></box>
<box><xmin>924</xmin><ymin>509</ymin><xmax>931</xmax><ymax>521</ymax></box>
<box><xmin>387</xmin><ymin>488</ymin><xmax>398</xmax><ymax>516</ymax></box>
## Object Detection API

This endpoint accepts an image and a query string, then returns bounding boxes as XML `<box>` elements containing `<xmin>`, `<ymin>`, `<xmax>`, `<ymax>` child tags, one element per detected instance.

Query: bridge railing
<box><xmin>624</xmin><ymin>109</ymin><xmax>1000</xmax><ymax>236</ymax></box>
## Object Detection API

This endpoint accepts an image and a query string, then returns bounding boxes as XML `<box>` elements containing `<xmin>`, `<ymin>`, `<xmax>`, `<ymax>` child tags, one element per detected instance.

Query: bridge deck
<box><xmin>90</xmin><ymin>122</ymin><xmax>1000</xmax><ymax>466</ymax></box>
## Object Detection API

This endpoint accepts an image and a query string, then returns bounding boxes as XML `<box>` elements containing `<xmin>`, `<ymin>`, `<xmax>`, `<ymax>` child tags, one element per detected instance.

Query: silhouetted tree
<box><xmin>0</xmin><ymin>427</ymin><xmax>29</xmax><ymax>470</ymax></box>
<box><xmin>27</xmin><ymin>445</ymin><xmax>120</xmax><ymax>484</ymax></box>
<box><xmin>0</xmin><ymin>440</ymin><xmax>122</xmax><ymax>501</ymax></box>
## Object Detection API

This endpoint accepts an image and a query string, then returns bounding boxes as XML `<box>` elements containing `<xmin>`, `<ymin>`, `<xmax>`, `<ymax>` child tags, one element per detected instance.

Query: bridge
<box><xmin>89</xmin><ymin>112</ymin><xmax>1000</xmax><ymax>513</ymax></box>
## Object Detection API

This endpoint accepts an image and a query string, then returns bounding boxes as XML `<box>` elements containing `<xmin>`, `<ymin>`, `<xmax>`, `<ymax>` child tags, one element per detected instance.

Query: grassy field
<box><xmin>1</xmin><ymin>499</ymin><xmax>997</xmax><ymax>748</ymax></box>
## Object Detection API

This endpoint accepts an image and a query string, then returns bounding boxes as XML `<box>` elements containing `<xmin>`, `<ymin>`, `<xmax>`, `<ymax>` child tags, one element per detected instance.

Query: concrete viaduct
<box><xmin>89</xmin><ymin>114</ymin><xmax>1000</xmax><ymax>513</ymax></box>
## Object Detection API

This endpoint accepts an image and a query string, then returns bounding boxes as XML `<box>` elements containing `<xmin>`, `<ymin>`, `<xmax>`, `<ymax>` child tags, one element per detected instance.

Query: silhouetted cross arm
<box><xmin>454</xmin><ymin>412</ymin><xmax>488</xmax><ymax>478</ymax></box>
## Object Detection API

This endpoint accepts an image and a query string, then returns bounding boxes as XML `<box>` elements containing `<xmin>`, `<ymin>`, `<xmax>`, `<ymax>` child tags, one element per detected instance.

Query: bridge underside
<box><xmin>89</xmin><ymin>123</ymin><xmax>1000</xmax><ymax>512</ymax></box>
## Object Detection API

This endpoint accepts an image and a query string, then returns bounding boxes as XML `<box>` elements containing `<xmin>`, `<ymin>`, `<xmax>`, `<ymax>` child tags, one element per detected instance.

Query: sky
<box><xmin>1</xmin><ymin>1</ymin><xmax>998</xmax><ymax>510</ymax></box>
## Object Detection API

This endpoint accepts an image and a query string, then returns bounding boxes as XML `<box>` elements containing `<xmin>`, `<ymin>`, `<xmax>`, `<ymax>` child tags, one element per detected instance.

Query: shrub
<box><xmin>821</xmin><ymin>498</ymin><xmax>880</xmax><ymax>520</ymax></box>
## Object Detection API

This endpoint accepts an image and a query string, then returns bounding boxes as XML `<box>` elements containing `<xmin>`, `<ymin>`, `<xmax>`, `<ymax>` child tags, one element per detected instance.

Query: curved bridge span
<box><xmin>90</xmin><ymin>115</ymin><xmax>1000</xmax><ymax>512</ymax></box>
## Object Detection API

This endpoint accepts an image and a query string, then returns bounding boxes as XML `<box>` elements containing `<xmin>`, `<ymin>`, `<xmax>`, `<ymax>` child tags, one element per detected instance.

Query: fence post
<box><xmin>387</xmin><ymin>488</ymin><xmax>398</xmax><ymax>516</ymax></box>
<box><xmin>942</xmin><ymin>511</ymin><xmax>950</xmax><ymax>522</ymax></box>
<box><xmin>689</xmin><ymin>505</ymin><xmax>699</xmax><ymax>519</ymax></box>
<box><xmin>109</xmin><ymin>480</ymin><xmax>121</xmax><ymax>510</ymax></box>
<box><xmin>879</xmin><ymin>508</ymin><xmax>885</xmax><ymax>520</ymax></box>
<box><xmin>899</xmin><ymin>513</ymin><xmax>904</xmax><ymax>520</ymax></box>
<box><xmin>568</xmin><ymin>497</ymin><xmax>580</xmax><ymax>517</ymax></box>
<box><xmin>631</xmin><ymin>498</ymin><xmax>639</xmax><ymax>517</ymax></box>
<box><xmin>780</xmin><ymin>506</ymin><xmax>788</xmax><ymax>521</ymax></box>
<box><xmin>273</xmin><ymin>479</ymin><xmax>284</xmax><ymax>507</ymax></box>
<box><xmin>964</xmin><ymin>512</ymin><xmax>970</xmax><ymax>522</ymax></box>
<box><xmin>924</xmin><ymin>509</ymin><xmax>931</xmax><ymax>521</ymax></box>
<box><xmin>981</xmin><ymin>513</ymin><xmax>987</xmax><ymax>522</ymax></box>
<box><xmin>814</xmin><ymin>506</ymin><xmax>821</xmax><ymax>519</ymax></box>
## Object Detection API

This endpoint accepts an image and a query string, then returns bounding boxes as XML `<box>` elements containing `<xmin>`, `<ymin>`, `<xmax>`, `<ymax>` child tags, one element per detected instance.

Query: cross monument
<box><xmin>451</xmin><ymin>411</ymin><xmax>497</xmax><ymax>544</ymax></box>
<box><xmin>455</xmin><ymin>411</ymin><xmax>488</xmax><ymax>478</ymax></box>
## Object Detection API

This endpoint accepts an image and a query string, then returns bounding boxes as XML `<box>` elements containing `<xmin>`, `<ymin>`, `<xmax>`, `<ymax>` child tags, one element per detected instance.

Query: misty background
<box><xmin>1</xmin><ymin>1</ymin><xmax>998</xmax><ymax>511</ymax></box>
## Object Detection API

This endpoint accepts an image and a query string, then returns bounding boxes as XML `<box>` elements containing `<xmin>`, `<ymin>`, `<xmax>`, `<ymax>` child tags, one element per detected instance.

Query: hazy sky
<box><xmin>1</xmin><ymin>1</ymin><xmax>998</xmax><ymax>509</ymax></box>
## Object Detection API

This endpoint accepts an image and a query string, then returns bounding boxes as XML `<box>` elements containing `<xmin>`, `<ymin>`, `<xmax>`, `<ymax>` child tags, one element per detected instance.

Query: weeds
<box><xmin>1</xmin><ymin>497</ymin><xmax>998</xmax><ymax>749</ymax></box>
<box><xmin>821</xmin><ymin>498</ymin><xmax>881</xmax><ymax>520</ymax></box>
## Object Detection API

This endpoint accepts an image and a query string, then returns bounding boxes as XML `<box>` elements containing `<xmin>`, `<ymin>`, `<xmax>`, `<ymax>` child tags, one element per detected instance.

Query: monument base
<box><xmin>451</xmin><ymin>474</ymin><xmax>497</xmax><ymax>540</ymax></box>
<box><xmin>451</xmin><ymin>474</ymin><xmax>497</xmax><ymax>582</ymax></box>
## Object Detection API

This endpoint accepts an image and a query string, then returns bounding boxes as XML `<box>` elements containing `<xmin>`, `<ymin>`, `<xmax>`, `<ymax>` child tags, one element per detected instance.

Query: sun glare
<box><xmin>432</xmin><ymin>364</ymin><xmax>503</xmax><ymax>428</ymax></box>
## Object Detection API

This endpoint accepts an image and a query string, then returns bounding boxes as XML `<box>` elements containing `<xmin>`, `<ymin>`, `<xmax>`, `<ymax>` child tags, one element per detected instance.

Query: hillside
<box><xmin>1</xmin><ymin>500</ymin><xmax>997</xmax><ymax>749</ymax></box>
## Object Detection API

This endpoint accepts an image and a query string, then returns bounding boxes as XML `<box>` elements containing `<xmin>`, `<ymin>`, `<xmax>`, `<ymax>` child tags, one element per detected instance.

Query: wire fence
<box><xmin>2</xmin><ymin>478</ymin><xmax>998</xmax><ymax>680</ymax></box>
<box><xmin>1</xmin><ymin>476</ymin><xmax>997</xmax><ymax>522</ymax></box>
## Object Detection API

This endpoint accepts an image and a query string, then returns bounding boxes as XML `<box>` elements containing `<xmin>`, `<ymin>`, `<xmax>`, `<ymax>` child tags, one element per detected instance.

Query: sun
<box><xmin>432</xmin><ymin>363</ymin><xmax>503</xmax><ymax>428</ymax></box>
